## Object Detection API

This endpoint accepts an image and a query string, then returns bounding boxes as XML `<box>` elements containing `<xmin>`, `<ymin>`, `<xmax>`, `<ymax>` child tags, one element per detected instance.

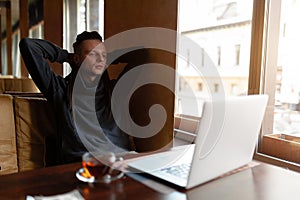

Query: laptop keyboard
<box><xmin>160</xmin><ymin>163</ymin><xmax>191</xmax><ymax>179</ymax></box>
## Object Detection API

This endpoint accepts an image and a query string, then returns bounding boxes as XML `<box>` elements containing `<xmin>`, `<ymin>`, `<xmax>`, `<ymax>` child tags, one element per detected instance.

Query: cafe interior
<box><xmin>0</xmin><ymin>0</ymin><xmax>300</xmax><ymax>199</ymax></box>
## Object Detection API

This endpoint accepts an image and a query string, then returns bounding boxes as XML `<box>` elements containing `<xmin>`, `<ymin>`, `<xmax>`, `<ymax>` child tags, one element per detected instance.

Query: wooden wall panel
<box><xmin>19</xmin><ymin>0</ymin><xmax>29</xmax><ymax>77</ymax></box>
<box><xmin>104</xmin><ymin>0</ymin><xmax>178</xmax><ymax>36</ymax></box>
<box><xmin>0</xmin><ymin>15</ymin><xmax>2</xmax><ymax>74</ymax></box>
<box><xmin>6</xmin><ymin>1</ymin><xmax>12</xmax><ymax>75</ymax></box>
<box><xmin>248</xmin><ymin>0</ymin><xmax>266</xmax><ymax>95</ymax></box>
<box><xmin>104</xmin><ymin>0</ymin><xmax>178</xmax><ymax>152</ymax></box>
<box><xmin>44</xmin><ymin>0</ymin><xmax>63</xmax><ymax>75</ymax></box>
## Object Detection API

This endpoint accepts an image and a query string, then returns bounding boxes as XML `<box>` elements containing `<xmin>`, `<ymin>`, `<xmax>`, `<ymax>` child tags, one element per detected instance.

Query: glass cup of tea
<box><xmin>80</xmin><ymin>151</ymin><xmax>124</xmax><ymax>183</ymax></box>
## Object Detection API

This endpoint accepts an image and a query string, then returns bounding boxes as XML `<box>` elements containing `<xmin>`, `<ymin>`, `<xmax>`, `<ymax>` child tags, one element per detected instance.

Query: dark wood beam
<box><xmin>44</xmin><ymin>0</ymin><xmax>63</xmax><ymax>75</ymax></box>
<box><xmin>19</xmin><ymin>0</ymin><xmax>29</xmax><ymax>77</ymax></box>
<box><xmin>0</xmin><ymin>1</ymin><xmax>9</xmax><ymax>8</ymax></box>
<box><xmin>104</xmin><ymin>0</ymin><xmax>178</xmax><ymax>152</ymax></box>
<box><xmin>6</xmin><ymin>0</ymin><xmax>12</xmax><ymax>75</ymax></box>
<box><xmin>0</xmin><ymin>14</ymin><xmax>2</xmax><ymax>74</ymax></box>
<box><xmin>248</xmin><ymin>0</ymin><xmax>266</xmax><ymax>94</ymax></box>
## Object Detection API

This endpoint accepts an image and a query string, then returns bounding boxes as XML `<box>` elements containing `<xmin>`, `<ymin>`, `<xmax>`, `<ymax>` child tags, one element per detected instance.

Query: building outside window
<box><xmin>177</xmin><ymin>0</ymin><xmax>300</xmax><ymax>168</ymax></box>
<box><xmin>201</xmin><ymin>48</ymin><xmax>205</xmax><ymax>67</ymax></box>
<box><xmin>176</xmin><ymin>0</ymin><xmax>252</xmax><ymax>116</ymax></box>
<box><xmin>217</xmin><ymin>46</ymin><xmax>221</xmax><ymax>66</ymax></box>
<box><xmin>235</xmin><ymin>44</ymin><xmax>240</xmax><ymax>66</ymax></box>
<box><xmin>214</xmin><ymin>83</ymin><xmax>219</xmax><ymax>93</ymax></box>
<box><xmin>197</xmin><ymin>82</ymin><xmax>203</xmax><ymax>91</ymax></box>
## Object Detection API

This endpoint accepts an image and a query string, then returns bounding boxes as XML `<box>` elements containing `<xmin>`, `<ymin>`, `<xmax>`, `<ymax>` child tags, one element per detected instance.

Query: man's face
<box><xmin>76</xmin><ymin>39</ymin><xmax>107</xmax><ymax>77</ymax></box>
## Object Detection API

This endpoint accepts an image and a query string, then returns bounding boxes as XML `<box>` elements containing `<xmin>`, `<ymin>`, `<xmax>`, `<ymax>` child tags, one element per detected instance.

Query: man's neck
<box><xmin>81</xmin><ymin>73</ymin><xmax>99</xmax><ymax>88</ymax></box>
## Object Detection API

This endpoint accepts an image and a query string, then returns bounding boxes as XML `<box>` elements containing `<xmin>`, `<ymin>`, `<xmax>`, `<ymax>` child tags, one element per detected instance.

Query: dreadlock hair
<box><xmin>72</xmin><ymin>31</ymin><xmax>103</xmax><ymax>53</ymax></box>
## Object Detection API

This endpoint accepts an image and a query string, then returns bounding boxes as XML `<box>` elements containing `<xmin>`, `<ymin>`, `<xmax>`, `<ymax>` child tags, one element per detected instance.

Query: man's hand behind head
<box><xmin>67</xmin><ymin>53</ymin><xmax>79</xmax><ymax>71</ymax></box>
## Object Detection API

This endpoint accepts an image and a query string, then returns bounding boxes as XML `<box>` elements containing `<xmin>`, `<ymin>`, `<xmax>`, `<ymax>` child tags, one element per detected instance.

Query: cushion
<box><xmin>4</xmin><ymin>78</ymin><xmax>22</xmax><ymax>92</ymax></box>
<box><xmin>14</xmin><ymin>97</ymin><xmax>57</xmax><ymax>172</ymax></box>
<box><xmin>21</xmin><ymin>78</ymin><xmax>39</xmax><ymax>92</ymax></box>
<box><xmin>0</xmin><ymin>79</ymin><xmax>5</xmax><ymax>93</ymax></box>
<box><xmin>0</xmin><ymin>94</ymin><xmax>18</xmax><ymax>175</ymax></box>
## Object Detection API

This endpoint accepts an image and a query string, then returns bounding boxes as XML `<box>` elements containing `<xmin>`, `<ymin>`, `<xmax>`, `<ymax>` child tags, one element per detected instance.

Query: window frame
<box><xmin>250</xmin><ymin>0</ymin><xmax>300</xmax><ymax>172</ymax></box>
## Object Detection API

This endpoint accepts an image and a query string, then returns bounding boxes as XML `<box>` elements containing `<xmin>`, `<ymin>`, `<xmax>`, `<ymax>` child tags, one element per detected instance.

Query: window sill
<box><xmin>256</xmin><ymin>134</ymin><xmax>300</xmax><ymax>172</ymax></box>
<box><xmin>254</xmin><ymin>152</ymin><xmax>300</xmax><ymax>173</ymax></box>
<box><xmin>260</xmin><ymin>134</ymin><xmax>300</xmax><ymax>163</ymax></box>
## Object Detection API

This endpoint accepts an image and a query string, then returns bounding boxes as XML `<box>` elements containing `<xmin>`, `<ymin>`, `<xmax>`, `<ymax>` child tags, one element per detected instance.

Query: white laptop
<box><xmin>127</xmin><ymin>95</ymin><xmax>268</xmax><ymax>189</ymax></box>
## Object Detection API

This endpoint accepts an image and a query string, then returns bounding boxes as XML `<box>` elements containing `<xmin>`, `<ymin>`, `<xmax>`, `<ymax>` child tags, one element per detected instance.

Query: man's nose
<box><xmin>97</xmin><ymin>54</ymin><xmax>105</xmax><ymax>62</ymax></box>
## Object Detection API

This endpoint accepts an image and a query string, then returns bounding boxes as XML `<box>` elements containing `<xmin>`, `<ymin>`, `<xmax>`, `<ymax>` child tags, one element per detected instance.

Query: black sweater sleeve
<box><xmin>19</xmin><ymin>38</ymin><xmax>69</xmax><ymax>100</ymax></box>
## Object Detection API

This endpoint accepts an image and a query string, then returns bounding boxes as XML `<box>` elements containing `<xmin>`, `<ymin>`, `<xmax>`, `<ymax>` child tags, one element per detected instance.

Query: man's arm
<box><xmin>19</xmin><ymin>38</ymin><xmax>70</xmax><ymax>100</ymax></box>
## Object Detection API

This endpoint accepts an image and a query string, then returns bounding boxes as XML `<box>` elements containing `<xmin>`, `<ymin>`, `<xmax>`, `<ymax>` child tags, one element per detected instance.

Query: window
<box><xmin>201</xmin><ymin>48</ymin><xmax>205</xmax><ymax>67</ymax></box>
<box><xmin>176</xmin><ymin>0</ymin><xmax>253</xmax><ymax>117</ymax></box>
<box><xmin>214</xmin><ymin>83</ymin><xmax>219</xmax><ymax>93</ymax></box>
<box><xmin>230</xmin><ymin>83</ymin><xmax>238</xmax><ymax>95</ymax></box>
<box><xmin>29</xmin><ymin>23</ymin><xmax>44</xmax><ymax>39</ymax></box>
<box><xmin>78</xmin><ymin>0</ymin><xmax>87</xmax><ymax>32</ymax></box>
<box><xmin>187</xmin><ymin>49</ymin><xmax>190</xmax><ymax>68</ymax></box>
<box><xmin>176</xmin><ymin>0</ymin><xmax>299</xmax><ymax>170</ymax></box>
<box><xmin>253</xmin><ymin>0</ymin><xmax>300</xmax><ymax>169</ymax></box>
<box><xmin>64</xmin><ymin>0</ymin><xmax>104</xmax><ymax>76</ymax></box>
<box><xmin>1</xmin><ymin>0</ymin><xmax>43</xmax><ymax>77</ymax></box>
<box><xmin>235</xmin><ymin>44</ymin><xmax>240</xmax><ymax>66</ymax></box>
<box><xmin>217</xmin><ymin>46</ymin><xmax>221</xmax><ymax>66</ymax></box>
<box><xmin>197</xmin><ymin>83</ymin><xmax>203</xmax><ymax>91</ymax></box>
<box><xmin>214</xmin><ymin>2</ymin><xmax>238</xmax><ymax>20</ymax></box>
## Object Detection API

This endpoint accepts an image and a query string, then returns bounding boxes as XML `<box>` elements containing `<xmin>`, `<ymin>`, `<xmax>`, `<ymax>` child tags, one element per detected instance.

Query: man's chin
<box><xmin>94</xmin><ymin>70</ymin><xmax>105</xmax><ymax>76</ymax></box>
<box><xmin>94</xmin><ymin>67</ymin><xmax>105</xmax><ymax>74</ymax></box>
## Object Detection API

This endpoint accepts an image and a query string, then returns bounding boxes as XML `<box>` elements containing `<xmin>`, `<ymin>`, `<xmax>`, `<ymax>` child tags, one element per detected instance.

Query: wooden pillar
<box><xmin>248</xmin><ymin>0</ymin><xmax>266</xmax><ymax>95</ymax></box>
<box><xmin>0</xmin><ymin>14</ymin><xmax>2</xmax><ymax>75</ymax></box>
<box><xmin>6</xmin><ymin>1</ymin><xmax>12</xmax><ymax>75</ymax></box>
<box><xmin>44</xmin><ymin>0</ymin><xmax>63</xmax><ymax>75</ymax></box>
<box><xmin>19</xmin><ymin>0</ymin><xmax>29</xmax><ymax>77</ymax></box>
<box><xmin>104</xmin><ymin>0</ymin><xmax>178</xmax><ymax>152</ymax></box>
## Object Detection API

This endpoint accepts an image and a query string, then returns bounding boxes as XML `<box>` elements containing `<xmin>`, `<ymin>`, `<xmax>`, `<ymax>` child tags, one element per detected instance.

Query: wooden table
<box><xmin>0</xmin><ymin>162</ymin><xmax>299</xmax><ymax>200</ymax></box>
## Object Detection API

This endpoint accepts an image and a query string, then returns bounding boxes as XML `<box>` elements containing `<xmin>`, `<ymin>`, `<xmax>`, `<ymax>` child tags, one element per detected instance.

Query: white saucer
<box><xmin>76</xmin><ymin>168</ymin><xmax>124</xmax><ymax>183</ymax></box>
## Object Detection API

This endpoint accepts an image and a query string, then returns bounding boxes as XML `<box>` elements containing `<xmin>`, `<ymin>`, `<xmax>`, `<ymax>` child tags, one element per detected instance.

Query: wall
<box><xmin>104</xmin><ymin>0</ymin><xmax>178</xmax><ymax>151</ymax></box>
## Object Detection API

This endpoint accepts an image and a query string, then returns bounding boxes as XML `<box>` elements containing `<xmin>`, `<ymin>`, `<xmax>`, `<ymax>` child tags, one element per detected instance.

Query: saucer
<box><xmin>76</xmin><ymin>168</ymin><xmax>124</xmax><ymax>183</ymax></box>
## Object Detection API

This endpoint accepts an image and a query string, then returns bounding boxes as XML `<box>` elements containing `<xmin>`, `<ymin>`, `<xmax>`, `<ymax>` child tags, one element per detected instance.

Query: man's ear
<box><xmin>73</xmin><ymin>54</ymin><xmax>81</xmax><ymax>66</ymax></box>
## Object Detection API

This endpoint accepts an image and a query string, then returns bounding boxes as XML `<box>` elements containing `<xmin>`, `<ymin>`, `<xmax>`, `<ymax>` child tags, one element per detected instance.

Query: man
<box><xmin>19</xmin><ymin>31</ymin><xmax>131</xmax><ymax>164</ymax></box>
